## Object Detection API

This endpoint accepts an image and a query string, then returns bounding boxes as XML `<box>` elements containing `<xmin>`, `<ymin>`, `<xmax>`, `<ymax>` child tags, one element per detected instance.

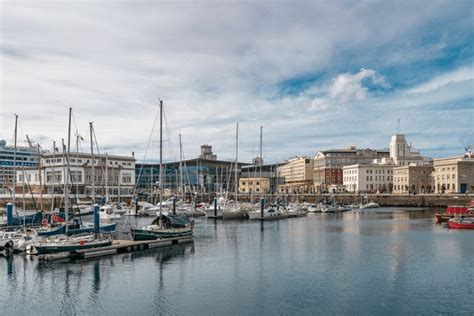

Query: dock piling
<box><xmin>6</xmin><ymin>202</ymin><xmax>13</xmax><ymax>226</ymax></box>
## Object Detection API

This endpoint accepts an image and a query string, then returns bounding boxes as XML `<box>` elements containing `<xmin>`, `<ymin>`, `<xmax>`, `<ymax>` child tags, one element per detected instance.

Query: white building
<box><xmin>432</xmin><ymin>151</ymin><xmax>474</xmax><ymax>193</ymax></box>
<box><xmin>389</xmin><ymin>134</ymin><xmax>425</xmax><ymax>166</ymax></box>
<box><xmin>343</xmin><ymin>161</ymin><xmax>395</xmax><ymax>193</ymax></box>
<box><xmin>16</xmin><ymin>151</ymin><xmax>136</xmax><ymax>200</ymax></box>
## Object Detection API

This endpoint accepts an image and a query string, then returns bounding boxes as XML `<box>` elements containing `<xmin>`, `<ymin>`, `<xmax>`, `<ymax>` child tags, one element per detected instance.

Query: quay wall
<box><xmin>250</xmin><ymin>193</ymin><xmax>473</xmax><ymax>207</ymax></box>
<box><xmin>1</xmin><ymin>194</ymin><xmax>472</xmax><ymax>212</ymax></box>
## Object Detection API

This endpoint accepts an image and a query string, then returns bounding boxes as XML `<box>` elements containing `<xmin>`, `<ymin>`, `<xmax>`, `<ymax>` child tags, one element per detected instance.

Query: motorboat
<box><xmin>435</xmin><ymin>202</ymin><xmax>474</xmax><ymax>223</ymax></box>
<box><xmin>99</xmin><ymin>205</ymin><xmax>122</xmax><ymax>220</ymax></box>
<box><xmin>0</xmin><ymin>228</ymin><xmax>38</xmax><ymax>252</ymax></box>
<box><xmin>248</xmin><ymin>204</ymin><xmax>289</xmax><ymax>220</ymax></box>
<box><xmin>447</xmin><ymin>217</ymin><xmax>474</xmax><ymax>229</ymax></box>
<box><xmin>359</xmin><ymin>201</ymin><xmax>380</xmax><ymax>209</ymax></box>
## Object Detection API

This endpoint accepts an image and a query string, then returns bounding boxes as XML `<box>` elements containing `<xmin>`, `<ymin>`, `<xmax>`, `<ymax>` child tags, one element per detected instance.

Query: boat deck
<box><xmin>38</xmin><ymin>236</ymin><xmax>193</xmax><ymax>261</ymax></box>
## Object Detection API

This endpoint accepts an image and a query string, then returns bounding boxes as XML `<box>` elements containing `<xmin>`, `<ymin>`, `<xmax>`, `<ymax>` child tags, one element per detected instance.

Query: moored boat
<box><xmin>447</xmin><ymin>217</ymin><xmax>474</xmax><ymax>229</ymax></box>
<box><xmin>26</xmin><ymin>234</ymin><xmax>112</xmax><ymax>255</ymax></box>
<box><xmin>131</xmin><ymin>214</ymin><xmax>194</xmax><ymax>241</ymax></box>
<box><xmin>435</xmin><ymin>202</ymin><xmax>474</xmax><ymax>223</ymax></box>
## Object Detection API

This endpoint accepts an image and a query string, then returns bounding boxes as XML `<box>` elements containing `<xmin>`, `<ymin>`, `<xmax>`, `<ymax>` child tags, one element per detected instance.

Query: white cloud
<box><xmin>309</xmin><ymin>98</ymin><xmax>330</xmax><ymax>111</ymax></box>
<box><xmin>407</xmin><ymin>66</ymin><xmax>474</xmax><ymax>94</ymax></box>
<box><xmin>0</xmin><ymin>1</ymin><xmax>472</xmax><ymax>162</ymax></box>
<box><xmin>328</xmin><ymin>68</ymin><xmax>387</xmax><ymax>103</ymax></box>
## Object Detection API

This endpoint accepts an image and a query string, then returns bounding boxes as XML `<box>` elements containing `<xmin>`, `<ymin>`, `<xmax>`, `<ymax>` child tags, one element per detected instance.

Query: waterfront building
<box><xmin>313</xmin><ymin>147</ymin><xmax>389</xmax><ymax>193</ymax></box>
<box><xmin>432</xmin><ymin>151</ymin><xmax>474</xmax><ymax>193</ymax></box>
<box><xmin>392</xmin><ymin>165</ymin><xmax>434</xmax><ymax>194</ymax></box>
<box><xmin>240</xmin><ymin>163</ymin><xmax>283</xmax><ymax>194</ymax></box>
<box><xmin>136</xmin><ymin>145</ymin><xmax>248</xmax><ymax>199</ymax></box>
<box><xmin>343</xmin><ymin>160</ymin><xmax>395</xmax><ymax>193</ymax></box>
<box><xmin>238</xmin><ymin>177</ymin><xmax>271</xmax><ymax>194</ymax></box>
<box><xmin>389</xmin><ymin>134</ymin><xmax>425</xmax><ymax>166</ymax></box>
<box><xmin>0</xmin><ymin>139</ymin><xmax>39</xmax><ymax>188</ymax></box>
<box><xmin>278</xmin><ymin>156</ymin><xmax>314</xmax><ymax>194</ymax></box>
<box><xmin>16</xmin><ymin>151</ymin><xmax>136</xmax><ymax>201</ymax></box>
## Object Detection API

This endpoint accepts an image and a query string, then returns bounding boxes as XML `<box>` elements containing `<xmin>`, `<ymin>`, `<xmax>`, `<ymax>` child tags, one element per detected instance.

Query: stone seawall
<box><xmin>1</xmin><ymin>193</ymin><xmax>472</xmax><ymax>211</ymax></box>
<box><xmin>238</xmin><ymin>193</ymin><xmax>473</xmax><ymax>207</ymax></box>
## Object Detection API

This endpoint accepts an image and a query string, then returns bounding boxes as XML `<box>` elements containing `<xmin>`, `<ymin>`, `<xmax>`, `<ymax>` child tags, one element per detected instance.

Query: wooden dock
<box><xmin>38</xmin><ymin>236</ymin><xmax>193</xmax><ymax>261</ymax></box>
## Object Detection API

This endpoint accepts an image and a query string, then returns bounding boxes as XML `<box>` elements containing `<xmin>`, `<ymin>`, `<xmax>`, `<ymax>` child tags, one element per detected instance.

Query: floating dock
<box><xmin>38</xmin><ymin>236</ymin><xmax>193</xmax><ymax>261</ymax></box>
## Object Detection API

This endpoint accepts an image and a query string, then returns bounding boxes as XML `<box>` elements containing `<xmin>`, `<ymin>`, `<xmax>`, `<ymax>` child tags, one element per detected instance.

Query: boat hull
<box><xmin>131</xmin><ymin>228</ymin><xmax>193</xmax><ymax>241</ymax></box>
<box><xmin>31</xmin><ymin>240</ymin><xmax>112</xmax><ymax>255</ymax></box>
<box><xmin>447</xmin><ymin>221</ymin><xmax>474</xmax><ymax>229</ymax></box>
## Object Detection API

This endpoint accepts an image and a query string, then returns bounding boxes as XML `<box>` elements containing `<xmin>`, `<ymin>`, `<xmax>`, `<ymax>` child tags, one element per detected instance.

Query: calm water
<box><xmin>1</xmin><ymin>207</ymin><xmax>473</xmax><ymax>315</ymax></box>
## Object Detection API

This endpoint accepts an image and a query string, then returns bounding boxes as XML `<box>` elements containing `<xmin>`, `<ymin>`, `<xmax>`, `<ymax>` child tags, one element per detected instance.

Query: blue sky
<box><xmin>1</xmin><ymin>1</ymin><xmax>473</xmax><ymax>163</ymax></box>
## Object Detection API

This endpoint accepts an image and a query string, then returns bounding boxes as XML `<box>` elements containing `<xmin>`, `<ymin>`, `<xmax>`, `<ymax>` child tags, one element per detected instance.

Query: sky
<box><xmin>1</xmin><ymin>0</ymin><xmax>473</xmax><ymax>163</ymax></box>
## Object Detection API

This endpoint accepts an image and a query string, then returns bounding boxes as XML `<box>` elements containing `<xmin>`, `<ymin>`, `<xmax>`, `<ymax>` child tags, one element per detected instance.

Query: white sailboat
<box><xmin>222</xmin><ymin>123</ymin><xmax>248</xmax><ymax>220</ymax></box>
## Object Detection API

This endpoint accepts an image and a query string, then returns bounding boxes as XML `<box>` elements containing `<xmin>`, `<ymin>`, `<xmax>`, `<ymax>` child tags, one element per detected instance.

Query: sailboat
<box><xmin>222</xmin><ymin>123</ymin><xmax>248</xmax><ymax>220</ymax></box>
<box><xmin>131</xmin><ymin>100</ymin><xmax>194</xmax><ymax>241</ymax></box>
<box><xmin>27</xmin><ymin>108</ymin><xmax>114</xmax><ymax>255</ymax></box>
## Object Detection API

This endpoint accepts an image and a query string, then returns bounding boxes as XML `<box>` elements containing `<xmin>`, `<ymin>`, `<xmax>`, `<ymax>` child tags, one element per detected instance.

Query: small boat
<box><xmin>26</xmin><ymin>234</ymin><xmax>113</xmax><ymax>255</ymax></box>
<box><xmin>307</xmin><ymin>204</ymin><xmax>321</xmax><ymax>213</ymax></box>
<box><xmin>0</xmin><ymin>228</ymin><xmax>38</xmax><ymax>252</ymax></box>
<box><xmin>360</xmin><ymin>201</ymin><xmax>380</xmax><ymax>209</ymax></box>
<box><xmin>447</xmin><ymin>217</ymin><xmax>474</xmax><ymax>229</ymax></box>
<box><xmin>248</xmin><ymin>205</ymin><xmax>289</xmax><ymax>220</ymax></box>
<box><xmin>99</xmin><ymin>205</ymin><xmax>122</xmax><ymax>220</ymax></box>
<box><xmin>287</xmin><ymin>205</ymin><xmax>308</xmax><ymax>218</ymax></box>
<box><xmin>131</xmin><ymin>214</ymin><xmax>194</xmax><ymax>241</ymax></box>
<box><xmin>435</xmin><ymin>202</ymin><xmax>474</xmax><ymax>223</ymax></box>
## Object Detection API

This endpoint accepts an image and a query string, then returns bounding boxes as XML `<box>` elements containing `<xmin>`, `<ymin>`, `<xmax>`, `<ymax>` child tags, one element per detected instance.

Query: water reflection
<box><xmin>1</xmin><ymin>208</ymin><xmax>472</xmax><ymax>315</ymax></box>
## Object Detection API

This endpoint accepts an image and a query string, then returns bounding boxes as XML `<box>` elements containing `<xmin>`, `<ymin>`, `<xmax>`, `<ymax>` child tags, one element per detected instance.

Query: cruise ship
<box><xmin>0</xmin><ymin>139</ymin><xmax>39</xmax><ymax>188</ymax></box>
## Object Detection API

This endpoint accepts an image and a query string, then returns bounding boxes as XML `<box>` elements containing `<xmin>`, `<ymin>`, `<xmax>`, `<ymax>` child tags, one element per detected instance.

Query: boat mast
<box><xmin>75</xmin><ymin>131</ymin><xmax>79</xmax><ymax>203</ymax></box>
<box><xmin>159</xmin><ymin>100</ymin><xmax>163</xmax><ymax>218</ymax></box>
<box><xmin>90</xmin><ymin>122</ymin><xmax>95</xmax><ymax>205</ymax></box>
<box><xmin>51</xmin><ymin>141</ymin><xmax>55</xmax><ymax>212</ymax></box>
<box><xmin>105</xmin><ymin>153</ymin><xmax>109</xmax><ymax>204</ymax></box>
<box><xmin>65</xmin><ymin>107</ymin><xmax>72</xmax><ymax>235</ymax></box>
<box><xmin>62</xmin><ymin>138</ymin><xmax>67</xmax><ymax>233</ymax></box>
<box><xmin>12</xmin><ymin>114</ymin><xmax>18</xmax><ymax>213</ymax></box>
<box><xmin>37</xmin><ymin>144</ymin><xmax>44</xmax><ymax>211</ymax></box>
<box><xmin>179</xmin><ymin>133</ymin><xmax>183</xmax><ymax>201</ymax></box>
<box><xmin>235</xmin><ymin>123</ymin><xmax>238</xmax><ymax>205</ymax></box>
<box><xmin>259</xmin><ymin>125</ymin><xmax>263</xmax><ymax>175</ymax></box>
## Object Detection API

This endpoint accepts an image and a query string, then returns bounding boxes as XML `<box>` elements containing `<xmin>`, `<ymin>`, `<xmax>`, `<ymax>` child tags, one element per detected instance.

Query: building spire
<box><xmin>396</xmin><ymin>118</ymin><xmax>401</xmax><ymax>134</ymax></box>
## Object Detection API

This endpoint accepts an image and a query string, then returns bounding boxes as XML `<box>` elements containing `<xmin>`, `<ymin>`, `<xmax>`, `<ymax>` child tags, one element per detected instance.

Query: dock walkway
<box><xmin>38</xmin><ymin>236</ymin><xmax>193</xmax><ymax>261</ymax></box>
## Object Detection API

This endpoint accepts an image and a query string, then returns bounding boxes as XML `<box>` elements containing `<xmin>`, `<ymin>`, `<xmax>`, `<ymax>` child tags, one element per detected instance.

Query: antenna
<box><xmin>396</xmin><ymin>118</ymin><xmax>400</xmax><ymax>134</ymax></box>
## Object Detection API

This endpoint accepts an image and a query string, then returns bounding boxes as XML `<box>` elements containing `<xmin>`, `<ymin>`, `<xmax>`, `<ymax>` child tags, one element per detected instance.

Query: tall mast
<box><xmin>75</xmin><ymin>131</ymin><xmax>79</xmax><ymax>202</ymax></box>
<box><xmin>65</xmin><ymin>107</ymin><xmax>72</xmax><ymax>233</ymax></box>
<box><xmin>12</xmin><ymin>114</ymin><xmax>18</xmax><ymax>212</ymax></box>
<box><xmin>159</xmin><ymin>100</ymin><xmax>163</xmax><ymax>216</ymax></box>
<box><xmin>179</xmin><ymin>133</ymin><xmax>183</xmax><ymax>200</ymax></box>
<box><xmin>62</xmin><ymin>138</ymin><xmax>67</xmax><ymax>232</ymax></box>
<box><xmin>235</xmin><ymin>123</ymin><xmax>238</xmax><ymax>204</ymax></box>
<box><xmin>90</xmin><ymin>122</ymin><xmax>95</xmax><ymax>204</ymax></box>
<box><xmin>51</xmin><ymin>141</ymin><xmax>55</xmax><ymax>212</ymax></box>
<box><xmin>105</xmin><ymin>153</ymin><xmax>109</xmax><ymax>204</ymax></box>
<box><xmin>37</xmin><ymin>144</ymin><xmax>44</xmax><ymax>211</ymax></box>
<box><xmin>259</xmin><ymin>126</ymin><xmax>263</xmax><ymax>162</ymax></box>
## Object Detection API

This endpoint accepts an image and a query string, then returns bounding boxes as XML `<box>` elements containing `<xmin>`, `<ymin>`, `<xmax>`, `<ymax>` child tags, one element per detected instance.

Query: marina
<box><xmin>1</xmin><ymin>207</ymin><xmax>473</xmax><ymax>315</ymax></box>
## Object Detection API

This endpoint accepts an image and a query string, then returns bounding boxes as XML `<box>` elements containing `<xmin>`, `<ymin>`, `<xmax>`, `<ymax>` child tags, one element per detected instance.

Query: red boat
<box><xmin>447</xmin><ymin>218</ymin><xmax>474</xmax><ymax>229</ymax></box>
<box><xmin>435</xmin><ymin>201</ymin><xmax>474</xmax><ymax>223</ymax></box>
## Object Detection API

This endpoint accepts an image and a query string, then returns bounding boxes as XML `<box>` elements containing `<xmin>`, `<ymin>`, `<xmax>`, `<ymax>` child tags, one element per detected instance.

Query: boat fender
<box><xmin>41</xmin><ymin>219</ymin><xmax>49</xmax><ymax>226</ymax></box>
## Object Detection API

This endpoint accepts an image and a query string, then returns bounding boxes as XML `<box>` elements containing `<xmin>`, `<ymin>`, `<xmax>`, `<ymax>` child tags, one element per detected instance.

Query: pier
<box><xmin>37</xmin><ymin>236</ymin><xmax>193</xmax><ymax>261</ymax></box>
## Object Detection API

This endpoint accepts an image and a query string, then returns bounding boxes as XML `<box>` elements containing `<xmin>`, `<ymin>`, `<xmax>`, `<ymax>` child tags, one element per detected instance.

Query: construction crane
<box><xmin>25</xmin><ymin>134</ymin><xmax>34</xmax><ymax>148</ymax></box>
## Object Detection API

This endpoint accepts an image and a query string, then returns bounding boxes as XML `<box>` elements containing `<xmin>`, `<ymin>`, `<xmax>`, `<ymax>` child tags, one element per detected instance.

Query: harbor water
<box><xmin>1</xmin><ymin>207</ymin><xmax>473</xmax><ymax>315</ymax></box>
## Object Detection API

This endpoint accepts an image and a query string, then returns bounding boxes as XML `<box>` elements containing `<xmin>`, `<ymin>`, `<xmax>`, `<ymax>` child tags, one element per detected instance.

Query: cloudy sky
<box><xmin>1</xmin><ymin>1</ymin><xmax>473</xmax><ymax>163</ymax></box>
